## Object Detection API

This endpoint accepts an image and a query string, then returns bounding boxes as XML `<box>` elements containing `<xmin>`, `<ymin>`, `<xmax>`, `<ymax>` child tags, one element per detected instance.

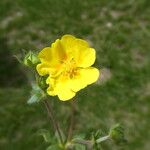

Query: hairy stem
<box><xmin>44</xmin><ymin>99</ymin><xmax>64</xmax><ymax>145</ymax></box>
<box><xmin>72</xmin><ymin>135</ymin><xmax>110</xmax><ymax>150</ymax></box>
<box><xmin>67</xmin><ymin>100</ymin><xmax>76</xmax><ymax>141</ymax></box>
<box><xmin>72</xmin><ymin>139</ymin><xmax>93</xmax><ymax>150</ymax></box>
<box><xmin>96</xmin><ymin>135</ymin><xmax>110</xmax><ymax>143</ymax></box>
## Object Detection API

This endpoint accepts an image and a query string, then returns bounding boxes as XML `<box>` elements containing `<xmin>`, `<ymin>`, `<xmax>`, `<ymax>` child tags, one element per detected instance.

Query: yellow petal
<box><xmin>55</xmin><ymin>67</ymin><xmax>99</xmax><ymax>100</ymax></box>
<box><xmin>75</xmin><ymin>38</ymin><xmax>89</xmax><ymax>49</ymax></box>
<box><xmin>46</xmin><ymin>75</ymin><xmax>76</xmax><ymax>101</ymax></box>
<box><xmin>61</xmin><ymin>35</ymin><xmax>89</xmax><ymax>51</ymax></box>
<box><xmin>38</xmin><ymin>40</ymin><xmax>66</xmax><ymax>66</ymax></box>
<box><xmin>37</xmin><ymin>40</ymin><xmax>68</xmax><ymax>76</ymax></box>
<box><xmin>75</xmin><ymin>47</ymin><xmax>96</xmax><ymax>68</ymax></box>
<box><xmin>61</xmin><ymin>35</ymin><xmax>96</xmax><ymax>67</ymax></box>
<box><xmin>57</xmin><ymin>89</ymin><xmax>76</xmax><ymax>101</ymax></box>
<box><xmin>38</xmin><ymin>47</ymin><xmax>52</xmax><ymax>62</ymax></box>
<box><xmin>60</xmin><ymin>34</ymin><xmax>76</xmax><ymax>52</ymax></box>
<box><xmin>70</xmin><ymin>67</ymin><xmax>99</xmax><ymax>92</ymax></box>
<box><xmin>56</xmin><ymin>76</ymin><xmax>75</xmax><ymax>101</ymax></box>
<box><xmin>36</xmin><ymin>63</ymin><xmax>50</xmax><ymax>76</ymax></box>
<box><xmin>47</xmin><ymin>67</ymin><xmax>99</xmax><ymax>100</ymax></box>
<box><xmin>51</xmin><ymin>39</ymin><xmax>67</xmax><ymax>61</ymax></box>
<box><xmin>47</xmin><ymin>86</ymin><xmax>57</xmax><ymax>96</ymax></box>
<box><xmin>46</xmin><ymin>76</ymin><xmax>57</xmax><ymax>96</ymax></box>
<box><xmin>79</xmin><ymin>67</ymin><xmax>99</xmax><ymax>84</ymax></box>
<box><xmin>46</xmin><ymin>76</ymin><xmax>54</xmax><ymax>85</ymax></box>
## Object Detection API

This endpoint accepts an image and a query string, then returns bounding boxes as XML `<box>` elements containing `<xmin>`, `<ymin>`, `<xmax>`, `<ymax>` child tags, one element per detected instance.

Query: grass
<box><xmin>0</xmin><ymin>0</ymin><xmax>150</xmax><ymax>149</ymax></box>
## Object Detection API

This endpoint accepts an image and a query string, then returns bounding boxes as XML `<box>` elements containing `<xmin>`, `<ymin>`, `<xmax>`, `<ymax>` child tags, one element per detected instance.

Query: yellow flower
<box><xmin>36</xmin><ymin>35</ymin><xmax>99</xmax><ymax>101</ymax></box>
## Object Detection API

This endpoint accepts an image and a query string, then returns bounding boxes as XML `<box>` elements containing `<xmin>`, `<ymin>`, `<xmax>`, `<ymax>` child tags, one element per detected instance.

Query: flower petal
<box><xmin>61</xmin><ymin>35</ymin><xmax>96</xmax><ymax>67</ymax></box>
<box><xmin>38</xmin><ymin>47</ymin><xmax>52</xmax><ymax>62</ymax></box>
<box><xmin>75</xmin><ymin>47</ymin><xmax>96</xmax><ymax>68</ymax></box>
<box><xmin>57</xmin><ymin>88</ymin><xmax>75</xmax><ymax>101</ymax></box>
<box><xmin>55</xmin><ymin>80</ymin><xmax>76</xmax><ymax>101</ymax></box>
<box><xmin>36</xmin><ymin>63</ymin><xmax>50</xmax><ymax>76</ymax></box>
<box><xmin>39</xmin><ymin>40</ymin><xmax>67</xmax><ymax>64</ymax></box>
<box><xmin>46</xmin><ymin>75</ymin><xmax>76</xmax><ymax>101</ymax></box>
<box><xmin>47</xmin><ymin>86</ymin><xmax>57</xmax><ymax>96</ymax></box>
<box><xmin>60</xmin><ymin>34</ymin><xmax>76</xmax><ymax>52</ymax></box>
<box><xmin>70</xmin><ymin>67</ymin><xmax>99</xmax><ymax>92</ymax></box>
<box><xmin>46</xmin><ymin>67</ymin><xmax>99</xmax><ymax>100</ymax></box>
<box><xmin>51</xmin><ymin>39</ymin><xmax>67</xmax><ymax>61</ymax></box>
<box><xmin>37</xmin><ymin>40</ymin><xmax>68</xmax><ymax>76</ymax></box>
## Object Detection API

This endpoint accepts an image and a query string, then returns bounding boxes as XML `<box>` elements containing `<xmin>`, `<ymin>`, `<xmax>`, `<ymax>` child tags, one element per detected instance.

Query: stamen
<box><xmin>61</xmin><ymin>58</ymin><xmax>77</xmax><ymax>79</ymax></box>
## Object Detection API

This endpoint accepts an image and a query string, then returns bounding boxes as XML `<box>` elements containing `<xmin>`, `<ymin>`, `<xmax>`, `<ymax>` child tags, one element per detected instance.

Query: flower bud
<box><xmin>109</xmin><ymin>124</ymin><xmax>127</xmax><ymax>144</ymax></box>
<box><xmin>24</xmin><ymin>51</ymin><xmax>40</xmax><ymax>68</ymax></box>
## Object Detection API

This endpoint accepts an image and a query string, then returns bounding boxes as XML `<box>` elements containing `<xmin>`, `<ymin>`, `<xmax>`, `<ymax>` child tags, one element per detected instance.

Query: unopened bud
<box><xmin>109</xmin><ymin>124</ymin><xmax>127</xmax><ymax>144</ymax></box>
<box><xmin>24</xmin><ymin>51</ymin><xmax>40</xmax><ymax>68</ymax></box>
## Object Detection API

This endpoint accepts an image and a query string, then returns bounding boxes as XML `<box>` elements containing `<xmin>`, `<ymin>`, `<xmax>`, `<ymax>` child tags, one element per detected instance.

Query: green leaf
<box><xmin>37</xmin><ymin>129</ymin><xmax>52</xmax><ymax>143</ymax></box>
<box><xmin>14</xmin><ymin>49</ymin><xmax>27</xmax><ymax>65</ymax></box>
<box><xmin>73</xmin><ymin>134</ymin><xmax>86</xmax><ymax>139</ymax></box>
<box><xmin>27</xmin><ymin>83</ymin><xmax>45</xmax><ymax>104</ymax></box>
<box><xmin>27</xmin><ymin>94</ymin><xmax>41</xmax><ymax>104</ymax></box>
<box><xmin>47</xmin><ymin>145</ymin><xmax>62</xmax><ymax>150</ymax></box>
<box><xmin>55</xmin><ymin>130</ymin><xmax>66</xmax><ymax>144</ymax></box>
<box><xmin>92</xmin><ymin>129</ymin><xmax>102</xmax><ymax>141</ymax></box>
<box><xmin>74</xmin><ymin>144</ymin><xmax>85</xmax><ymax>150</ymax></box>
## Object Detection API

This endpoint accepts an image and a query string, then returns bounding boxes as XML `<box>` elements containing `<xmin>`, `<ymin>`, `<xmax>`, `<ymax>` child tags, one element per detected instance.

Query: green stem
<box><xmin>96</xmin><ymin>135</ymin><xmax>110</xmax><ymax>143</ymax></box>
<box><xmin>67</xmin><ymin>100</ymin><xmax>76</xmax><ymax>141</ymax></box>
<box><xmin>72</xmin><ymin>135</ymin><xmax>110</xmax><ymax>149</ymax></box>
<box><xmin>44</xmin><ymin>99</ymin><xmax>64</xmax><ymax>145</ymax></box>
<box><xmin>72</xmin><ymin>138</ymin><xmax>93</xmax><ymax>150</ymax></box>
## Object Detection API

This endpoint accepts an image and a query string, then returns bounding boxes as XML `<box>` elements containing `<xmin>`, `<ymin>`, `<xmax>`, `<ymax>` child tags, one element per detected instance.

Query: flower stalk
<box><xmin>43</xmin><ymin>99</ymin><xmax>64</xmax><ymax>145</ymax></box>
<box><xmin>67</xmin><ymin>100</ymin><xmax>76</xmax><ymax>141</ymax></box>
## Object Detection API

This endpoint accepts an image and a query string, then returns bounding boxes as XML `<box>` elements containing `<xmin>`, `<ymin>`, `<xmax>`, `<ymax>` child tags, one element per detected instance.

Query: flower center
<box><xmin>62</xmin><ymin>59</ymin><xmax>78</xmax><ymax>78</ymax></box>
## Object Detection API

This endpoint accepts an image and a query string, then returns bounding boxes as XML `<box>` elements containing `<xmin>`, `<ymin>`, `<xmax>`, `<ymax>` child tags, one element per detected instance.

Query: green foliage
<box><xmin>73</xmin><ymin>144</ymin><xmax>85</xmax><ymax>150</ymax></box>
<box><xmin>109</xmin><ymin>124</ymin><xmax>127</xmax><ymax>145</ymax></box>
<box><xmin>91</xmin><ymin>130</ymin><xmax>103</xmax><ymax>150</ymax></box>
<box><xmin>47</xmin><ymin>145</ymin><xmax>62</xmax><ymax>150</ymax></box>
<box><xmin>38</xmin><ymin>129</ymin><xmax>52</xmax><ymax>143</ymax></box>
<box><xmin>23</xmin><ymin>51</ymin><xmax>40</xmax><ymax>68</ymax></box>
<box><xmin>37</xmin><ymin>75</ymin><xmax>49</xmax><ymax>91</ymax></box>
<box><xmin>38</xmin><ymin>129</ymin><xmax>65</xmax><ymax>150</ymax></box>
<box><xmin>70</xmin><ymin>134</ymin><xmax>86</xmax><ymax>149</ymax></box>
<box><xmin>27</xmin><ymin>83</ymin><xmax>46</xmax><ymax>104</ymax></box>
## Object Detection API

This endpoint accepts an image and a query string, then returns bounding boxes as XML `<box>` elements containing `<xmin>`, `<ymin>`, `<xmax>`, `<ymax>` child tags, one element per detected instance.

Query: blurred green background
<box><xmin>0</xmin><ymin>0</ymin><xmax>150</xmax><ymax>149</ymax></box>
